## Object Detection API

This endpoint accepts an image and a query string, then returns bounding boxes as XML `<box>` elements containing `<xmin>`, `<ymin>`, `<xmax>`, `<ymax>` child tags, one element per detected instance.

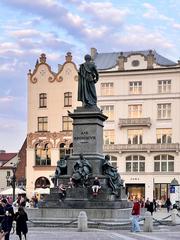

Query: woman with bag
<box><xmin>131</xmin><ymin>198</ymin><xmax>141</xmax><ymax>232</ymax></box>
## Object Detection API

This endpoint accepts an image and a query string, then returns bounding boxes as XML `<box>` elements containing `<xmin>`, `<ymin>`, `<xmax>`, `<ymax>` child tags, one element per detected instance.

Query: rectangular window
<box><xmin>128</xmin><ymin>105</ymin><xmax>142</xmax><ymax>118</ymax></box>
<box><xmin>168</xmin><ymin>162</ymin><xmax>174</xmax><ymax>171</ymax></box>
<box><xmin>101</xmin><ymin>82</ymin><xmax>113</xmax><ymax>96</ymax></box>
<box><xmin>110</xmin><ymin>156</ymin><xmax>117</xmax><ymax>168</ymax></box>
<box><xmin>156</xmin><ymin>128</ymin><xmax>172</xmax><ymax>143</ymax></box>
<box><xmin>126</xmin><ymin>162</ymin><xmax>131</xmax><ymax>172</ymax></box>
<box><xmin>101</xmin><ymin>105</ymin><xmax>114</xmax><ymax>120</ymax></box>
<box><xmin>154</xmin><ymin>155</ymin><xmax>174</xmax><ymax>172</ymax></box>
<box><xmin>126</xmin><ymin>155</ymin><xmax>145</xmax><ymax>172</ymax></box>
<box><xmin>128</xmin><ymin>129</ymin><xmax>143</xmax><ymax>144</ymax></box>
<box><xmin>103</xmin><ymin>130</ymin><xmax>115</xmax><ymax>144</ymax></box>
<box><xmin>158</xmin><ymin>80</ymin><xmax>171</xmax><ymax>93</ymax></box>
<box><xmin>62</xmin><ymin>116</ymin><xmax>73</xmax><ymax>131</ymax></box>
<box><xmin>157</xmin><ymin>103</ymin><xmax>171</xmax><ymax>119</ymax></box>
<box><xmin>139</xmin><ymin>162</ymin><xmax>145</xmax><ymax>171</ymax></box>
<box><xmin>129</xmin><ymin>81</ymin><xmax>142</xmax><ymax>94</ymax></box>
<box><xmin>154</xmin><ymin>162</ymin><xmax>160</xmax><ymax>171</ymax></box>
<box><xmin>133</xmin><ymin>162</ymin><xmax>138</xmax><ymax>172</ymax></box>
<box><xmin>64</xmin><ymin>92</ymin><xmax>72</xmax><ymax>107</ymax></box>
<box><xmin>39</xmin><ymin>93</ymin><xmax>47</xmax><ymax>108</ymax></box>
<box><xmin>38</xmin><ymin>117</ymin><xmax>48</xmax><ymax>131</ymax></box>
<box><xmin>161</xmin><ymin>162</ymin><xmax>167</xmax><ymax>172</ymax></box>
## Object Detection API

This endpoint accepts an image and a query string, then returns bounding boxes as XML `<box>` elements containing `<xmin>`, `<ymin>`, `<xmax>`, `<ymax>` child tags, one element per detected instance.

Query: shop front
<box><xmin>153</xmin><ymin>183</ymin><xmax>170</xmax><ymax>205</ymax></box>
<box><xmin>126</xmin><ymin>183</ymin><xmax>145</xmax><ymax>201</ymax></box>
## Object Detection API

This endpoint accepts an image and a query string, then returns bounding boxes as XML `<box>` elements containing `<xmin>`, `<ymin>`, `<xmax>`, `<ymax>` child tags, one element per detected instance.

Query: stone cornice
<box><xmin>27</xmin><ymin>131</ymin><xmax>72</xmax><ymax>148</ymax></box>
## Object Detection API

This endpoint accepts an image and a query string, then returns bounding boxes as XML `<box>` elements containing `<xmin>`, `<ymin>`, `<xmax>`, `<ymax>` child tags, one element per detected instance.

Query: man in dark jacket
<box><xmin>1</xmin><ymin>198</ymin><xmax>14</xmax><ymax>240</ymax></box>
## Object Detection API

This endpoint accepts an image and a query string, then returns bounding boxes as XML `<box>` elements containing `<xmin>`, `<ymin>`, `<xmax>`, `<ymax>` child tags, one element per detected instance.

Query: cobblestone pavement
<box><xmin>9</xmin><ymin>225</ymin><xmax>180</xmax><ymax>240</ymax></box>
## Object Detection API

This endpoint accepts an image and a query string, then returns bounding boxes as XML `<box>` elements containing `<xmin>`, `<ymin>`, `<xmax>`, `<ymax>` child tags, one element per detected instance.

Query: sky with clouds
<box><xmin>0</xmin><ymin>0</ymin><xmax>180</xmax><ymax>152</ymax></box>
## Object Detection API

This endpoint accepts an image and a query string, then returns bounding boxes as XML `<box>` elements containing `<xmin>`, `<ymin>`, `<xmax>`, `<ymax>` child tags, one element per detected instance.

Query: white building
<box><xmin>93</xmin><ymin>48</ymin><xmax>180</xmax><ymax>202</ymax></box>
<box><xmin>26</xmin><ymin>48</ymin><xmax>180</xmax><ymax>202</ymax></box>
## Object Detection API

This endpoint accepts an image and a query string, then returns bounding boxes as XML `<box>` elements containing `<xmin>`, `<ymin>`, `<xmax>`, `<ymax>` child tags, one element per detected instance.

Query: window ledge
<box><xmin>156</xmin><ymin>118</ymin><xmax>172</xmax><ymax>121</ymax></box>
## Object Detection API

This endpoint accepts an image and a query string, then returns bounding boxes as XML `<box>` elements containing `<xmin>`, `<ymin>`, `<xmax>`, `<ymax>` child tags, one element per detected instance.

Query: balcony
<box><xmin>103</xmin><ymin>143</ymin><xmax>180</xmax><ymax>153</ymax></box>
<box><xmin>119</xmin><ymin>118</ymin><xmax>151</xmax><ymax>128</ymax></box>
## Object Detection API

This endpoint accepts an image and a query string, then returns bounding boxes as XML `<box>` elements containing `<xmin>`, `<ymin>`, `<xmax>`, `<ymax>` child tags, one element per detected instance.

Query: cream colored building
<box><xmin>26</xmin><ymin>52</ymin><xmax>79</xmax><ymax>197</ymax></box>
<box><xmin>27</xmin><ymin>48</ymin><xmax>180</xmax><ymax>202</ymax></box>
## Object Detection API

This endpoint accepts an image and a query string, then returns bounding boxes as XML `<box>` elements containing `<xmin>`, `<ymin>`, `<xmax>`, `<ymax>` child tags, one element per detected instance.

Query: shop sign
<box><xmin>170</xmin><ymin>186</ymin><xmax>175</xmax><ymax>193</ymax></box>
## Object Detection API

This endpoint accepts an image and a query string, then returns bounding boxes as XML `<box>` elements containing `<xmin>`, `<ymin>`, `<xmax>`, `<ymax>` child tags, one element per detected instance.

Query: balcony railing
<box><xmin>119</xmin><ymin>118</ymin><xmax>151</xmax><ymax>128</ymax></box>
<box><xmin>103</xmin><ymin>143</ymin><xmax>180</xmax><ymax>153</ymax></box>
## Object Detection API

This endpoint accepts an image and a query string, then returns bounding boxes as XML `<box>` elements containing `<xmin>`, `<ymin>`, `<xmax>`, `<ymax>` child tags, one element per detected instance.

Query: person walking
<box><xmin>14</xmin><ymin>207</ymin><xmax>28</xmax><ymax>240</ymax></box>
<box><xmin>1</xmin><ymin>199</ymin><xmax>14</xmax><ymax>240</ymax></box>
<box><xmin>147</xmin><ymin>201</ymin><xmax>154</xmax><ymax>215</ymax></box>
<box><xmin>165</xmin><ymin>198</ymin><xmax>172</xmax><ymax>213</ymax></box>
<box><xmin>153</xmin><ymin>199</ymin><xmax>157</xmax><ymax>212</ymax></box>
<box><xmin>131</xmin><ymin>198</ymin><xmax>141</xmax><ymax>232</ymax></box>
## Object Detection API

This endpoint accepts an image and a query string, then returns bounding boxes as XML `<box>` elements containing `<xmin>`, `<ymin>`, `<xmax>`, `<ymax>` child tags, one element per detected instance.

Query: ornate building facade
<box><xmin>93</xmin><ymin>48</ymin><xmax>180</xmax><ymax>202</ymax></box>
<box><xmin>26</xmin><ymin>52</ymin><xmax>79</xmax><ymax>197</ymax></box>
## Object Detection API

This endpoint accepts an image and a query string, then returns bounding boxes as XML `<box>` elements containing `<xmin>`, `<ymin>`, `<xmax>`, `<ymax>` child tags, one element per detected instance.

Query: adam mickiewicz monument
<box><xmin>45</xmin><ymin>54</ymin><xmax>131</xmax><ymax>220</ymax></box>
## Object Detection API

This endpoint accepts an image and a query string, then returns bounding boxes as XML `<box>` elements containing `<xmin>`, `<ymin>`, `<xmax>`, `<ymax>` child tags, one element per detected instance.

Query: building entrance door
<box><xmin>126</xmin><ymin>184</ymin><xmax>145</xmax><ymax>200</ymax></box>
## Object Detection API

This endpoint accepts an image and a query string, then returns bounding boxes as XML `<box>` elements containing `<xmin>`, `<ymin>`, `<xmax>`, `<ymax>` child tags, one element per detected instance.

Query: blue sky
<box><xmin>0</xmin><ymin>0</ymin><xmax>180</xmax><ymax>152</ymax></box>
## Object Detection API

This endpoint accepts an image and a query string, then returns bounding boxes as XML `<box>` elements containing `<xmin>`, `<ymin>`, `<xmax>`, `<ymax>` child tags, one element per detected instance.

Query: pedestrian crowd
<box><xmin>0</xmin><ymin>197</ymin><xmax>28</xmax><ymax>240</ymax></box>
<box><xmin>130</xmin><ymin>196</ymin><xmax>173</xmax><ymax>232</ymax></box>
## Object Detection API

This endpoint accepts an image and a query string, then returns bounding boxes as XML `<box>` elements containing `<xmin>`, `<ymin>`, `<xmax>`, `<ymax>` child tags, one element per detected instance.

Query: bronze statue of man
<box><xmin>78</xmin><ymin>54</ymin><xmax>99</xmax><ymax>107</ymax></box>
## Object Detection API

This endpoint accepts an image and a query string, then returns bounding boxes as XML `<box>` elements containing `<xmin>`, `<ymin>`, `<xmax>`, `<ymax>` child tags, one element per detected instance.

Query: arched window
<box><xmin>154</xmin><ymin>155</ymin><xmax>174</xmax><ymax>172</ymax></box>
<box><xmin>59</xmin><ymin>143</ymin><xmax>66</xmax><ymax>160</ymax></box>
<box><xmin>35</xmin><ymin>143</ymin><xmax>51</xmax><ymax>166</ymax></box>
<box><xmin>59</xmin><ymin>142</ymin><xmax>73</xmax><ymax>159</ymax></box>
<box><xmin>126</xmin><ymin>155</ymin><xmax>145</xmax><ymax>172</ymax></box>
<box><xmin>35</xmin><ymin>177</ymin><xmax>50</xmax><ymax>188</ymax></box>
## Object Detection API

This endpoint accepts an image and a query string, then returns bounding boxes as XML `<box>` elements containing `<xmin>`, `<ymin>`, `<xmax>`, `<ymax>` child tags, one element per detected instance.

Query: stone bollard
<box><xmin>171</xmin><ymin>209</ymin><xmax>178</xmax><ymax>225</ymax></box>
<box><xmin>143</xmin><ymin>211</ymin><xmax>153</xmax><ymax>232</ymax></box>
<box><xmin>78</xmin><ymin>211</ymin><xmax>88</xmax><ymax>232</ymax></box>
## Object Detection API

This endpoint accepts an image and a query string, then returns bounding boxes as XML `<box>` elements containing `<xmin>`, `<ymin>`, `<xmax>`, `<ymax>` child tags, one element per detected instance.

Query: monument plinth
<box><xmin>67</xmin><ymin>106</ymin><xmax>107</xmax><ymax>176</ymax></box>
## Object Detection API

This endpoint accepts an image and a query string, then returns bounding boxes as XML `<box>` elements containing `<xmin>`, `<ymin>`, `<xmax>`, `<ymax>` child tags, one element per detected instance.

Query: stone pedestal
<box><xmin>68</xmin><ymin>106</ymin><xmax>107</xmax><ymax>176</ymax></box>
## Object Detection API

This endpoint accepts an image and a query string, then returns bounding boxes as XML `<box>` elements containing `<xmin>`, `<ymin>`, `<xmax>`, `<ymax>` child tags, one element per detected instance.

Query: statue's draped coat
<box><xmin>78</xmin><ymin>61</ymin><xmax>99</xmax><ymax>106</ymax></box>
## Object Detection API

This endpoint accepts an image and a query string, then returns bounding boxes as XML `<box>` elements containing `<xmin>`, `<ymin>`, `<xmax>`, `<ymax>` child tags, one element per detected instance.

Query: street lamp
<box><xmin>11</xmin><ymin>163</ymin><xmax>17</xmax><ymax>202</ymax></box>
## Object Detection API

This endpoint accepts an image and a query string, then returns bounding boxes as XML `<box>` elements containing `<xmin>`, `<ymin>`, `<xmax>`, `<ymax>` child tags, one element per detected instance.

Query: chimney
<box><xmin>91</xmin><ymin>48</ymin><xmax>97</xmax><ymax>60</ymax></box>
<box><xmin>0</xmin><ymin>150</ymin><xmax>6</xmax><ymax>153</ymax></box>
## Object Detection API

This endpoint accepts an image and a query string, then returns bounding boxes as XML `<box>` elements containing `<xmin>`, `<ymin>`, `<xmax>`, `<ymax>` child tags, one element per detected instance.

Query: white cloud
<box><xmin>172</xmin><ymin>23</ymin><xmax>180</xmax><ymax>29</ymax></box>
<box><xmin>114</xmin><ymin>24</ymin><xmax>174</xmax><ymax>52</ymax></box>
<box><xmin>0</xmin><ymin>117</ymin><xmax>26</xmax><ymax>151</ymax></box>
<box><xmin>143</xmin><ymin>2</ymin><xmax>173</xmax><ymax>22</ymax></box>
<box><xmin>0</xmin><ymin>96</ymin><xmax>14</xmax><ymax>103</ymax></box>
<box><xmin>78</xmin><ymin>1</ymin><xmax>130</xmax><ymax>24</ymax></box>
<box><xmin>9</xmin><ymin>29</ymin><xmax>40</xmax><ymax>38</ymax></box>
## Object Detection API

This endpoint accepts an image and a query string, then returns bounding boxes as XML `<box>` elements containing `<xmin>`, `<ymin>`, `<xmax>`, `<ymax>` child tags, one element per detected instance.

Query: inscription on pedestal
<box><xmin>74</xmin><ymin>131</ymin><xmax>96</xmax><ymax>144</ymax></box>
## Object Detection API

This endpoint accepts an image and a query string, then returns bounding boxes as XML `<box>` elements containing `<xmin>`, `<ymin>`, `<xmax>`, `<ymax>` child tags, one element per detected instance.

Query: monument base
<box><xmin>42</xmin><ymin>186</ymin><xmax>131</xmax><ymax>210</ymax></box>
<box><xmin>26</xmin><ymin>207</ymin><xmax>132</xmax><ymax>222</ymax></box>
